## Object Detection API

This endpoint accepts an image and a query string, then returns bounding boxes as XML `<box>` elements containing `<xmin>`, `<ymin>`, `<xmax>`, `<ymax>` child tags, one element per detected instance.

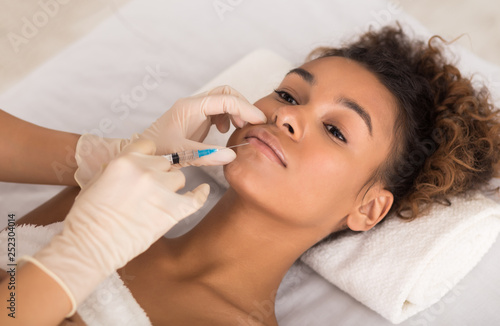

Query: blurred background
<box><xmin>0</xmin><ymin>0</ymin><xmax>499</xmax><ymax>93</ymax></box>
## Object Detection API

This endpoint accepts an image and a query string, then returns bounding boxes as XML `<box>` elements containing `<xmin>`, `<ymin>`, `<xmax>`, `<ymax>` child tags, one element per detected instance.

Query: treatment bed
<box><xmin>1</xmin><ymin>1</ymin><xmax>499</xmax><ymax>324</ymax></box>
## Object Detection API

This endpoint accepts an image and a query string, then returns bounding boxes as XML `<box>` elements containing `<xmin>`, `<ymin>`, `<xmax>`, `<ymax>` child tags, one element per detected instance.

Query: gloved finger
<box><xmin>191</xmin><ymin>85</ymin><xmax>251</xmax><ymax>128</ymax></box>
<box><xmin>188</xmin><ymin>183</ymin><xmax>211</xmax><ymax>206</ymax></box>
<box><xmin>120</xmin><ymin>138</ymin><xmax>157</xmax><ymax>156</ymax></box>
<box><xmin>180</xmin><ymin>183</ymin><xmax>210</xmax><ymax>211</ymax></box>
<box><xmin>131</xmin><ymin>153</ymin><xmax>173</xmax><ymax>172</ymax></box>
<box><xmin>229</xmin><ymin>115</ymin><xmax>247</xmax><ymax>129</ymax></box>
<box><xmin>118</xmin><ymin>143</ymin><xmax>172</xmax><ymax>173</ymax></box>
<box><xmin>94</xmin><ymin>155</ymin><xmax>174</xmax><ymax>199</ymax></box>
<box><xmin>187</xmin><ymin>85</ymin><xmax>239</xmax><ymax>102</ymax></box>
<box><xmin>158</xmin><ymin>183</ymin><xmax>210</xmax><ymax>228</ymax></box>
<box><xmin>213</xmin><ymin>113</ymin><xmax>246</xmax><ymax>131</ymax></box>
<box><xmin>156</xmin><ymin>168</ymin><xmax>187</xmax><ymax>192</ymax></box>
<box><xmin>212</xmin><ymin>114</ymin><xmax>231</xmax><ymax>133</ymax></box>
<box><xmin>205</xmin><ymin>85</ymin><xmax>248</xmax><ymax>98</ymax></box>
<box><xmin>202</xmin><ymin>87</ymin><xmax>252</xmax><ymax>128</ymax></box>
<box><xmin>200</xmin><ymin>94</ymin><xmax>267</xmax><ymax>127</ymax></box>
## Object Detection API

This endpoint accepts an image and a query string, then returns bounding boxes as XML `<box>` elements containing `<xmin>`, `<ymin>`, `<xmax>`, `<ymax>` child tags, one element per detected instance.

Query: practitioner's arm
<box><xmin>0</xmin><ymin>140</ymin><xmax>209</xmax><ymax>325</ymax></box>
<box><xmin>0</xmin><ymin>262</ymin><xmax>73</xmax><ymax>325</ymax></box>
<box><xmin>0</xmin><ymin>110</ymin><xmax>79</xmax><ymax>185</ymax></box>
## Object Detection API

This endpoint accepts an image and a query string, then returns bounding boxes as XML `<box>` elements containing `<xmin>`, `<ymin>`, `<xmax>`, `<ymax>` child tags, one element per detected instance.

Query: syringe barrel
<box><xmin>164</xmin><ymin>150</ymin><xmax>199</xmax><ymax>164</ymax></box>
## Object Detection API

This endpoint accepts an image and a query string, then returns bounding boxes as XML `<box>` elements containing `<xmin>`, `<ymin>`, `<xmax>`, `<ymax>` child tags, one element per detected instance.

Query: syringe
<box><xmin>163</xmin><ymin>143</ymin><xmax>249</xmax><ymax>165</ymax></box>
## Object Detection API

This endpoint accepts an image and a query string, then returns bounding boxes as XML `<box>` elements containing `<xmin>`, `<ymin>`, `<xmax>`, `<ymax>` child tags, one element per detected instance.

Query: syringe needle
<box><xmin>224</xmin><ymin>143</ymin><xmax>250</xmax><ymax>150</ymax></box>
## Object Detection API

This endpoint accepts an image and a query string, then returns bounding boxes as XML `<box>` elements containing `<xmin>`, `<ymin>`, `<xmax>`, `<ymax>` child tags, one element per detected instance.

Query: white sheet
<box><xmin>1</xmin><ymin>0</ymin><xmax>499</xmax><ymax>324</ymax></box>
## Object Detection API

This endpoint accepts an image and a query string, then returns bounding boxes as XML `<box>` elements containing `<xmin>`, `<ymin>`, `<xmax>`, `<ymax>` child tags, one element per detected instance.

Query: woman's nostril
<box><xmin>284</xmin><ymin>123</ymin><xmax>294</xmax><ymax>134</ymax></box>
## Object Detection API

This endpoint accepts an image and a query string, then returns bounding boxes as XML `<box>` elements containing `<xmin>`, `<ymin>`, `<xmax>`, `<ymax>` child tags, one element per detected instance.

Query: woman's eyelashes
<box><xmin>325</xmin><ymin>124</ymin><xmax>347</xmax><ymax>143</ymax></box>
<box><xmin>274</xmin><ymin>89</ymin><xmax>298</xmax><ymax>105</ymax></box>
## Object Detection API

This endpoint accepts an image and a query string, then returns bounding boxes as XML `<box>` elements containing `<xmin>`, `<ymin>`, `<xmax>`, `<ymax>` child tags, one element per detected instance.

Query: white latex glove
<box><xmin>74</xmin><ymin>85</ymin><xmax>266</xmax><ymax>187</ymax></box>
<box><xmin>21</xmin><ymin>139</ymin><xmax>209</xmax><ymax>316</ymax></box>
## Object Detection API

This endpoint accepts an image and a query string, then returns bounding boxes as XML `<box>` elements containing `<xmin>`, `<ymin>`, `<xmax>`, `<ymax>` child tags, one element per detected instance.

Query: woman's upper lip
<box><xmin>245</xmin><ymin>128</ymin><xmax>288</xmax><ymax>167</ymax></box>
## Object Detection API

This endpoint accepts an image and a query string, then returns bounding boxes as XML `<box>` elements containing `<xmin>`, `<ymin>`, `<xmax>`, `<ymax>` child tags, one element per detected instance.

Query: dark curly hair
<box><xmin>307</xmin><ymin>25</ymin><xmax>500</xmax><ymax>220</ymax></box>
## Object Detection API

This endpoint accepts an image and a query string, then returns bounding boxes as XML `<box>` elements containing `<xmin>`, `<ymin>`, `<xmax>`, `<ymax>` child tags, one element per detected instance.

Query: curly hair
<box><xmin>307</xmin><ymin>25</ymin><xmax>500</xmax><ymax>220</ymax></box>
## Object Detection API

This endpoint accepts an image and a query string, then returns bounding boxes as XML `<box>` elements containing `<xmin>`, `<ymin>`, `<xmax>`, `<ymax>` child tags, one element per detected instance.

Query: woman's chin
<box><xmin>223</xmin><ymin>158</ymin><xmax>246</xmax><ymax>188</ymax></box>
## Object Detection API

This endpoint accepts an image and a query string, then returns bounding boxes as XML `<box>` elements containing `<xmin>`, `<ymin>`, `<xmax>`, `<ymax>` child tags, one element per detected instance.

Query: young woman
<box><xmin>4</xmin><ymin>25</ymin><xmax>500</xmax><ymax>325</ymax></box>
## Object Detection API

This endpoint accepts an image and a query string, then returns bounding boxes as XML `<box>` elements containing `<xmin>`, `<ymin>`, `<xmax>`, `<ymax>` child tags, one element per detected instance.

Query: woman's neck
<box><xmin>162</xmin><ymin>187</ymin><xmax>326</xmax><ymax>314</ymax></box>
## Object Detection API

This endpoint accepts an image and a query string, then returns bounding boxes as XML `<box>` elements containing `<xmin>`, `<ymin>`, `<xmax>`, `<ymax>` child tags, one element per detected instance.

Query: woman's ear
<box><xmin>346</xmin><ymin>184</ymin><xmax>393</xmax><ymax>231</ymax></box>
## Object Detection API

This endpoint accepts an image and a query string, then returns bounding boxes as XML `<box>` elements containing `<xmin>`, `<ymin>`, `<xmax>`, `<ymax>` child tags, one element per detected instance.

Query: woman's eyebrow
<box><xmin>337</xmin><ymin>97</ymin><xmax>373</xmax><ymax>136</ymax></box>
<box><xmin>286</xmin><ymin>67</ymin><xmax>373</xmax><ymax>136</ymax></box>
<box><xmin>286</xmin><ymin>68</ymin><xmax>316</xmax><ymax>85</ymax></box>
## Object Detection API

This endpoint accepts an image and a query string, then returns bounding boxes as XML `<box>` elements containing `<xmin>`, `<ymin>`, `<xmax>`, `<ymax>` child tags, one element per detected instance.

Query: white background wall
<box><xmin>0</xmin><ymin>0</ymin><xmax>499</xmax><ymax>93</ymax></box>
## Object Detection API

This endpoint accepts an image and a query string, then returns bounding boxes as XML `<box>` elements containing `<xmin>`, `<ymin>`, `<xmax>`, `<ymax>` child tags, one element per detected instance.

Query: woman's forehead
<box><xmin>292</xmin><ymin>56</ymin><xmax>398</xmax><ymax>141</ymax></box>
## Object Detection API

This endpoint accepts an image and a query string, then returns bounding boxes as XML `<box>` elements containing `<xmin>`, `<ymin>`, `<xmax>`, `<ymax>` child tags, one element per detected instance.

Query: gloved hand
<box><xmin>20</xmin><ymin>139</ymin><xmax>209</xmax><ymax>316</ymax></box>
<box><xmin>74</xmin><ymin>85</ymin><xmax>266</xmax><ymax>187</ymax></box>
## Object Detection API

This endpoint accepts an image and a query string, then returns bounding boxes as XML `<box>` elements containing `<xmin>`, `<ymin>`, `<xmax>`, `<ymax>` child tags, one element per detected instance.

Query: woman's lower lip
<box><xmin>246</xmin><ymin>137</ymin><xmax>285</xmax><ymax>167</ymax></box>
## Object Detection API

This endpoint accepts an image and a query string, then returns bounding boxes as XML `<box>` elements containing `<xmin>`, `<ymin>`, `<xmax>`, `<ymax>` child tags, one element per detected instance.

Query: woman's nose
<box><xmin>271</xmin><ymin>106</ymin><xmax>304</xmax><ymax>141</ymax></box>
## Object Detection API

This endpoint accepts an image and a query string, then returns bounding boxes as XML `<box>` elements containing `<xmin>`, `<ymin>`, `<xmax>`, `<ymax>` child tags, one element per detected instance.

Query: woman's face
<box><xmin>225</xmin><ymin>56</ymin><xmax>397</xmax><ymax>234</ymax></box>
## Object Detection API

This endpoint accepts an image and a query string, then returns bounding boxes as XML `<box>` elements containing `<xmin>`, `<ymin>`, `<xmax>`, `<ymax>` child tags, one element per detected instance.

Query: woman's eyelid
<box><xmin>274</xmin><ymin>89</ymin><xmax>299</xmax><ymax>105</ymax></box>
<box><xmin>275</xmin><ymin>83</ymin><xmax>305</xmax><ymax>104</ymax></box>
<box><xmin>324</xmin><ymin>120</ymin><xmax>349</xmax><ymax>143</ymax></box>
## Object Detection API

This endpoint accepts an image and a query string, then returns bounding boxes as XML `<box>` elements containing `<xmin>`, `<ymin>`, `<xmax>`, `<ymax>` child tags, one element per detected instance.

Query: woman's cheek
<box><xmin>253</xmin><ymin>95</ymin><xmax>276</xmax><ymax>118</ymax></box>
<box><xmin>293</xmin><ymin>155</ymin><xmax>354</xmax><ymax>217</ymax></box>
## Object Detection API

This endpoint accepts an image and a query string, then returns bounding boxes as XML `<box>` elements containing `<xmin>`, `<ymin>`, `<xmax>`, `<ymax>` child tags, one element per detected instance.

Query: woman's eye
<box><xmin>274</xmin><ymin>90</ymin><xmax>298</xmax><ymax>105</ymax></box>
<box><xmin>325</xmin><ymin>124</ymin><xmax>347</xmax><ymax>143</ymax></box>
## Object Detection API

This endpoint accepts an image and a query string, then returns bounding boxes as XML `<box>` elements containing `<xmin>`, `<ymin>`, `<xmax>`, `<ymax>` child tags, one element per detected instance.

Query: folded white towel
<box><xmin>0</xmin><ymin>223</ymin><xmax>151</xmax><ymax>326</ymax></box>
<box><xmin>300</xmin><ymin>191</ymin><xmax>500</xmax><ymax>324</ymax></box>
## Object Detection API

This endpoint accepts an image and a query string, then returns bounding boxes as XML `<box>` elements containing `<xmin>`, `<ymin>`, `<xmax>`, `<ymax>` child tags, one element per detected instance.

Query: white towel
<box><xmin>300</xmin><ymin>191</ymin><xmax>500</xmax><ymax>324</ymax></box>
<box><xmin>0</xmin><ymin>223</ymin><xmax>151</xmax><ymax>325</ymax></box>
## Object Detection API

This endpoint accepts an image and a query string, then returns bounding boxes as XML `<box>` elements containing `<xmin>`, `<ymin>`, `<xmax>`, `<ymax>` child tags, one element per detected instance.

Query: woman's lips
<box><xmin>244</xmin><ymin>129</ymin><xmax>287</xmax><ymax>167</ymax></box>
